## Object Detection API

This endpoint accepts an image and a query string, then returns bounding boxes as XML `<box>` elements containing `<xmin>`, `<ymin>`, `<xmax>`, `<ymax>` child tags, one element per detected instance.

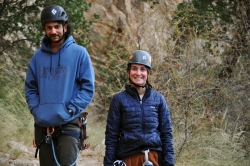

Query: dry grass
<box><xmin>1</xmin><ymin>2</ymin><xmax>250</xmax><ymax>165</ymax></box>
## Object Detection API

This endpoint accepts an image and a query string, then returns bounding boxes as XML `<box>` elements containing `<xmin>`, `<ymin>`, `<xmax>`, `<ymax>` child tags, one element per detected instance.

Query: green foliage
<box><xmin>54</xmin><ymin>0</ymin><xmax>93</xmax><ymax>47</ymax></box>
<box><xmin>168</xmin><ymin>0</ymin><xmax>250</xmax><ymax>164</ymax></box>
<box><xmin>0</xmin><ymin>0</ymin><xmax>95</xmax><ymax>55</ymax></box>
<box><xmin>96</xmin><ymin>45</ymin><xmax>129</xmax><ymax>112</ymax></box>
<box><xmin>140</xmin><ymin>0</ymin><xmax>159</xmax><ymax>5</ymax></box>
<box><xmin>0</xmin><ymin>0</ymin><xmax>97</xmax><ymax>156</ymax></box>
<box><xmin>0</xmin><ymin>0</ymin><xmax>249</xmax><ymax>164</ymax></box>
<box><xmin>171</xmin><ymin>0</ymin><xmax>235</xmax><ymax>38</ymax></box>
<box><xmin>94</xmin><ymin>0</ymin><xmax>250</xmax><ymax>164</ymax></box>
<box><xmin>0</xmin><ymin>54</ymin><xmax>33</xmax><ymax>154</ymax></box>
<box><xmin>139</xmin><ymin>0</ymin><xmax>160</xmax><ymax>8</ymax></box>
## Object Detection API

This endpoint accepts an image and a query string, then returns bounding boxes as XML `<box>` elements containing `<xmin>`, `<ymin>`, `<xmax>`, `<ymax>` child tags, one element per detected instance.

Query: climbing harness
<box><xmin>45</xmin><ymin>127</ymin><xmax>54</xmax><ymax>143</ymax></box>
<box><xmin>114</xmin><ymin>160</ymin><xmax>126</xmax><ymax>166</ymax></box>
<box><xmin>47</xmin><ymin>132</ymin><xmax>80</xmax><ymax>166</ymax></box>
<box><xmin>32</xmin><ymin>112</ymin><xmax>90</xmax><ymax>165</ymax></box>
<box><xmin>78</xmin><ymin>112</ymin><xmax>90</xmax><ymax>150</ymax></box>
<box><xmin>142</xmin><ymin>149</ymin><xmax>154</xmax><ymax>166</ymax></box>
<box><xmin>113</xmin><ymin>150</ymin><xmax>154</xmax><ymax>166</ymax></box>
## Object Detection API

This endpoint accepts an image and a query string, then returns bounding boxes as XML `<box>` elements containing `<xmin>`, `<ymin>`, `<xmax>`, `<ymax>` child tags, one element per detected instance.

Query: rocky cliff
<box><xmin>82</xmin><ymin>0</ymin><xmax>182</xmax><ymax>113</ymax></box>
<box><xmin>85</xmin><ymin>0</ymin><xmax>180</xmax><ymax>57</ymax></box>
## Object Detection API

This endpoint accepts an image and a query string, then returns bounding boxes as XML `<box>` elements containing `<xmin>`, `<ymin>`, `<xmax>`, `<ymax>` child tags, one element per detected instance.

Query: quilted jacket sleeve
<box><xmin>103</xmin><ymin>95</ymin><xmax>121</xmax><ymax>166</ymax></box>
<box><xmin>158</xmin><ymin>94</ymin><xmax>174</xmax><ymax>166</ymax></box>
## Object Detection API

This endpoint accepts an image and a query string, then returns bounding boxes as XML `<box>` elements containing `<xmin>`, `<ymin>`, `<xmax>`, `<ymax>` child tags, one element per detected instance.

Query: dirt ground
<box><xmin>0</xmin><ymin>141</ymin><xmax>104</xmax><ymax>166</ymax></box>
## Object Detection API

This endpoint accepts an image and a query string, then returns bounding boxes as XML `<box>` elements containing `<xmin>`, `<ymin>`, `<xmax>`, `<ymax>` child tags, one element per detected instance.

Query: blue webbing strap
<box><xmin>48</xmin><ymin>133</ymin><xmax>80</xmax><ymax>166</ymax></box>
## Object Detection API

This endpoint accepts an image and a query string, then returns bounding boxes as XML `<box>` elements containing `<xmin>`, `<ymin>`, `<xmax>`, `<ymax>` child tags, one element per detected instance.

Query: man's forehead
<box><xmin>45</xmin><ymin>21</ymin><xmax>61</xmax><ymax>27</ymax></box>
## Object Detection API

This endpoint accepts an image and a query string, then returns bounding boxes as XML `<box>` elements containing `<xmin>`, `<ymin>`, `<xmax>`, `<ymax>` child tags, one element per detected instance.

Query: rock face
<box><xmin>0</xmin><ymin>1</ymin><xmax>183</xmax><ymax>165</ymax></box>
<box><xmin>84</xmin><ymin>0</ymin><xmax>182</xmax><ymax>111</ymax></box>
<box><xmin>85</xmin><ymin>0</ymin><xmax>179</xmax><ymax>56</ymax></box>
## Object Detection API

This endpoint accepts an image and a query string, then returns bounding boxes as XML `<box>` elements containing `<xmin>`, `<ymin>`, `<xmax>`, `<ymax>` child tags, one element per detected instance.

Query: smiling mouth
<box><xmin>50</xmin><ymin>35</ymin><xmax>58</xmax><ymax>38</ymax></box>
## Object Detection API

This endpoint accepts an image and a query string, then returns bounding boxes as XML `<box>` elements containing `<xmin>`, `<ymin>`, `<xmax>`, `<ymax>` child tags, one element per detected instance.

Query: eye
<box><xmin>54</xmin><ymin>25</ymin><xmax>60</xmax><ymax>29</ymax></box>
<box><xmin>45</xmin><ymin>26</ymin><xmax>50</xmax><ymax>30</ymax></box>
<box><xmin>131</xmin><ymin>67</ymin><xmax>137</xmax><ymax>71</ymax></box>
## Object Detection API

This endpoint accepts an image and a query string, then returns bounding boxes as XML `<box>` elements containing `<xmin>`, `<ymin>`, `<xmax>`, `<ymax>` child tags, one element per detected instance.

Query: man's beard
<box><xmin>49</xmin><ymin>34</ymin><xmax>65</xmax><ymax>43</ymax></box>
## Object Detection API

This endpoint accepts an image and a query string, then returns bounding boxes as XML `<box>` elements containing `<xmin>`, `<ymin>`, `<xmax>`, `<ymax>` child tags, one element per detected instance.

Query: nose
<box><xmin>135</xmin><ymin>69</ymin><xmax>142</xmax><ymax>75</ymax></box>
<box><xmin>51</xmin><ymin>27</ymin><xmax>57</xmax><ymax>34</ymax></box>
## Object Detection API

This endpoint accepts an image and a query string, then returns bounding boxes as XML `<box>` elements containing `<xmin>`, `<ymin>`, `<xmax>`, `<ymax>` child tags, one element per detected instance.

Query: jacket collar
<box><xmin>125</xmin><ymin>84</ymin><xmax>152</xmax><ymax>100</ymax></box>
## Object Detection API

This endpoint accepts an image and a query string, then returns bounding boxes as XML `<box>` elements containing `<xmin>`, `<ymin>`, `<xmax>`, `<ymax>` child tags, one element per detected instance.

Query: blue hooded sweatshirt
<box><xmin>25</xmin><ymin>35</ymin><xmax>95</xmax><ymax>127</ymax></box>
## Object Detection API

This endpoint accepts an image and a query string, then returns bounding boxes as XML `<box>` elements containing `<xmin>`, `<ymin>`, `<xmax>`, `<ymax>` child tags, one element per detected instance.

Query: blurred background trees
<box><xmin>0</xmin><ymin>0</ymin><xmax>94</xmax><ymax>159</ymax></box>
<box><xmin>0</xmin><ymin>0</ymin><xmax>249</xmax><ymax>165</ymax></box>
<box><xmin>96</xmin><ymin>0</ymin><xmax>250</xmax><ymax>165</ymax></box>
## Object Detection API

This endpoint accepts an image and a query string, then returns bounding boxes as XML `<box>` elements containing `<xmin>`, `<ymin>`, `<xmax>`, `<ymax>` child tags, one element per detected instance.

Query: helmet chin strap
<box><xmin>129</xmin><ymin>79</ymin><xmax>148</xmax><ymax>88</ymax></box>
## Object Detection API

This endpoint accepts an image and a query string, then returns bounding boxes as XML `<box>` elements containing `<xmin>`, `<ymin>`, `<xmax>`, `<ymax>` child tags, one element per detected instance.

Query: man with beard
<box><xmin>25</xmin><ymin>5</ymin><xmax>95</xmax><ymax>166</ymax></box>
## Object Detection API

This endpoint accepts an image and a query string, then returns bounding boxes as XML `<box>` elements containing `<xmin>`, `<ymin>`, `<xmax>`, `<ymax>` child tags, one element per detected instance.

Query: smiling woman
<box><xmin>127</xmin><ymin>50</ymin><xmax>152</xmax><ymax>89</ymax></box>
<box><xmin>129</xmin><ymin>64</ymin><xmax>148</xmax><ymax>88</ymax></box>
<box><xmin>103</xmin><ymin>50</ymin><xmax>174</xmax><ymax>166</ymax></box>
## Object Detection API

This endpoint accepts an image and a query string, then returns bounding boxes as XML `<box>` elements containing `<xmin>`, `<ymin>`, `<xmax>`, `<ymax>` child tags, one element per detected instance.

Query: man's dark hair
<box><xmin>59</xmin><ymin>21</ymin><xmax>73</xmax><ymax>38</ymax></box>
<box><xmin>43</xmin><ymin>21</ymin><xmax>73</xmax><ymax>44</ymax></box>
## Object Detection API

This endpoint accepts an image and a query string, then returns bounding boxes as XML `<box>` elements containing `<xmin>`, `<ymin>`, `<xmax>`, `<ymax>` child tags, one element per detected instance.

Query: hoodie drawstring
<box><xmin>50</xmin><ymin>49</ymin><xmax>61</xmax><ymax>73</ymax></box>
<box><xmin>58</xmin><ymin>50</ymin><xmax>61</xmax><ymax>67</ymax></box>
<box><xmin>50</xmin><ymin>51</ymin><xmax>52</xmax><ymax>73</ymax></box>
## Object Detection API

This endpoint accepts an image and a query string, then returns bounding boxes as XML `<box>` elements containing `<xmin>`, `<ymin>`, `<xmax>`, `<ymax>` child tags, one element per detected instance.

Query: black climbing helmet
<box><xmin>128</xmin><ymin>50</ymin><xmax>152</xmax><ymax>69</ymax></box>
<box><xmin>41</xmin><ymin>5</ymin><xmax>68</xmax><ymax>26</ymax></box>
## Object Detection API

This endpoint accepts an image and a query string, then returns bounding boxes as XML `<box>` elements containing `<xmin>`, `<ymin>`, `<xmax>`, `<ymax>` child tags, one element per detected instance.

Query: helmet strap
<box><xmin>129</xmin><ymin>79</ymin><xmax>148</xmax><ymax>88</ymax></box>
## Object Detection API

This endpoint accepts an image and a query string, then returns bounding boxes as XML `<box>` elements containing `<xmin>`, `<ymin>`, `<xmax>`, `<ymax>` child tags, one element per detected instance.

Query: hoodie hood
<box><xmin>41</xmin><ymin>35</ymin><xmax>75</xmax><ymax>53</ymax></box>
<box><xmin>25</xmin><ymin>34</ymin><xmax>95</xmax><ymax>127</ymax></box>
<box><xmin>40</xmin><ymin>35</ymin><xmax>75</xmax><ymax>69</ymax></box>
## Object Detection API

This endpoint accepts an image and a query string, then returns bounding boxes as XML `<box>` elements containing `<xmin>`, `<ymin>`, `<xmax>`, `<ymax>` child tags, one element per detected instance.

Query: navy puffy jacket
<box><xmin>104</xmin><ymin>85</ymin><xmax>174</xmax><ymax>166</ymax></box>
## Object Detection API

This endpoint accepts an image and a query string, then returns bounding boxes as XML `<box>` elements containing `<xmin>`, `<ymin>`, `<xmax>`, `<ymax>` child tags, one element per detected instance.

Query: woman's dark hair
<box><xmin>127</xmin><ymin>63</ymin><xmax>151</xmax><ymax>75</ymax></box>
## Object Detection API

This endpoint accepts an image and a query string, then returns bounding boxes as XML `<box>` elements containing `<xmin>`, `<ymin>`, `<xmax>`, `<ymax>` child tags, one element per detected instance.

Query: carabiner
<box><xmin>33</xmin><ymin>140</ymin><xmax>37</xmax><ymax>148</ymax></box>
<box><xmin>114</xmin><ymin>160</ymin><xmax>126</xmax><ymax>166</ymax></box>
<box><xmin>47</xmin><ymin>127</ymin><xmax>55</xmax><ymax>135</ymax></box>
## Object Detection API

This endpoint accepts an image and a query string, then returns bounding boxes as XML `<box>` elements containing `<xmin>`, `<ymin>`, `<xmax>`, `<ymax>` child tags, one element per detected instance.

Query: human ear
<box><xmin>64</xmin><ymin>24</ymin><xmax>68</xmax><ymax>32</ymax></box>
